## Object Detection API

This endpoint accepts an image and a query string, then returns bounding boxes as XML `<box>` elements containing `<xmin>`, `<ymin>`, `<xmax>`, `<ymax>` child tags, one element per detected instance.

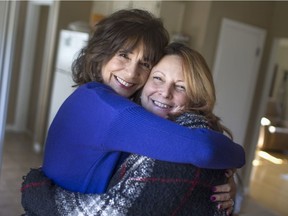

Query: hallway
<box><xmin>0</xmin><ymin>132</ymin><xmax>286</xmax><ymax>215</ymax></box>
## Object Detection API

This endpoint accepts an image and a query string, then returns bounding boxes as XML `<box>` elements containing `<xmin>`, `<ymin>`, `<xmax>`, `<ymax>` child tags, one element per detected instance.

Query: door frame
<box><xmin>0</xmin><ymin>1</ymin><xmax>20</xmax><ymax>176</ymax></box>
<box><xmin>32</xmin><ymin>1</ymin><xmax>59</xmax><ymax>152</ymax></box>
<box><xmin>7</xmin><ymin>0</ymin><xmax>59</xmax><ymax>152</ymax></box>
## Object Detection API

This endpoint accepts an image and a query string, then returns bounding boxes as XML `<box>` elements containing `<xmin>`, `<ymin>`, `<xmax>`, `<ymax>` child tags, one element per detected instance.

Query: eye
<box><xmin>153</xmin><ymin>76</ymin><xmax>162</xmax><ymax>82</ymax></box>
<box><xmin>140</xmin><ymin>62</ymin><xmax>152</xmax><ymax>70</ymax></box>
<box><xmin>176</xmin><ymin>85</ymin><xmax>186</xmax><ymax>92</ymax></box>
<box><xmin>118</xmin><ymin>51</ymin><xmax>129</xmax><ymax>59</ymax></box>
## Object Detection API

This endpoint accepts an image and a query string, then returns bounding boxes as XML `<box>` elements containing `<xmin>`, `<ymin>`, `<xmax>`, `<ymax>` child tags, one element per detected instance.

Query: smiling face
<box><xmin>140</xmin><ymin>55</ymin><xmax>189</xmax><ymax>118</ymax></box>
<box><xmin>101</xmin><ymin>45</ymin><xmax>152</xmax><ymax>98</ymax></box>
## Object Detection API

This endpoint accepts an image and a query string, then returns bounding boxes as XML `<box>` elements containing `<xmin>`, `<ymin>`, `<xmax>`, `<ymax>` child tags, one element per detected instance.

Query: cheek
<box><xmin>176</xmin><ymin>94</ymin><xmax>189</xmax><ymax>108</ymax></box>
<box><xmin>140</xmin><ymin>85</ymin><xmax>153</xmax><ymax>105</ymax></box>
<box><xmin>141</xmin><ymin>81</ymin><xmax>156</xmax><ymax>97</ymax></box>
<box><xmin>140</xmin><ymin>86</ymin><xmax>149</xmax><ymax>101</ymax></box>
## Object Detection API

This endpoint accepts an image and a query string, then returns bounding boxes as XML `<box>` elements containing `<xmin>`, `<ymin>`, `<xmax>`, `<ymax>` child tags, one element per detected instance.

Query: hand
<box><xmin>210</xmin><ymin>169</ymin><xmax>236</xmax><ymax>215</ymax></box>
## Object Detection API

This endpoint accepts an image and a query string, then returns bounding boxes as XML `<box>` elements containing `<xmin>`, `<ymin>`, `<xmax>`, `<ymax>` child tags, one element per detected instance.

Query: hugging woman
<box><xmin>21</xmin><ymin>9</ymin><xmax>244</xmax><ymax>216</ymax></box>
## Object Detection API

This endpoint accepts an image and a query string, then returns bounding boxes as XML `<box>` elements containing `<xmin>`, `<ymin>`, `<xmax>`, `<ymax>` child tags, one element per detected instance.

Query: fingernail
<box><xmin>210</xmin><ymin>196</ymin><xmax>216</xmax><ymax>201</ymax></box>
<box><xmin>217</xmin><ymin>204</ymin><xmax>222</xmax><ymax>209</ymax></box>
<box><xmin>211</xmin><ymin>186</ymin><xmax>217</xmax><ymax>192</ymax></box>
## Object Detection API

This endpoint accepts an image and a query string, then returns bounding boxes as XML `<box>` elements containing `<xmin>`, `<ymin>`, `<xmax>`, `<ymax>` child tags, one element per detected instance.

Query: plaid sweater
<box><xmin>21</xmin><ymin>113</ymin><xmax>226</xmax><ymax>216</ymax></box>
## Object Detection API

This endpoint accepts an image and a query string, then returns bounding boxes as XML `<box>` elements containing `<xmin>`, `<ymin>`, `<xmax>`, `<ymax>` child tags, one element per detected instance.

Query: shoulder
<box><xmin>175</xmin><ymin>112</ymin><xmax>210</xmax><ymax>129</ymax></box>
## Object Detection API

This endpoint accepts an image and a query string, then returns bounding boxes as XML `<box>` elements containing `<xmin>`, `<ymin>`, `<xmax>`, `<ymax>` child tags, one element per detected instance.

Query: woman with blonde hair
<box><xmin>164</xmin><ymin>42</ymin><xmax>233</xmax><ymax>138</ymax></box>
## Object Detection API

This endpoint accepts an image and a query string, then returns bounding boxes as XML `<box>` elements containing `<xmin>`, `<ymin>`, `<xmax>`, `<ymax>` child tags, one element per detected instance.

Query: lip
<box><xmin>114</xmin><ymin>75</ymin><xmax>135</xmax><ymax>89</ymax></box>
<box><xmin>152</xmin><ymin>99</ymin><xmax>173</xmax><ymax>110</ymax></box>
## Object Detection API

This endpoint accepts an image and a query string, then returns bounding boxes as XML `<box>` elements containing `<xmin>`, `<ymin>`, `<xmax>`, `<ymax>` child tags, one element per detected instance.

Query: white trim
<box><xmin>14</xmin><ymin>2</ymin><xmax>40</xmax><ymax>132</ymax></box>
<box><xmin>33</xmin><ymin>1</ymin><xmax>60</xmax><ymax>150</ymax></box>
<box><xmin>0</xmin><ymin>1</ymin><xmax>20</xmax><ymax>175</ymax></box>
<box><xmin>30</xmin><ymin>0</ymin><xmax>53</xmax><ymax>6</ymax></box>
<box><xmin>13</xmin><ymin>0</ymin><xmax>54</xmax><ymax>132</ymax></box>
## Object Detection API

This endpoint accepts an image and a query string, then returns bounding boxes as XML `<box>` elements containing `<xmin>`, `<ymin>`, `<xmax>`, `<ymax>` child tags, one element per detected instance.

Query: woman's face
<box><xmin>101</xmin><ymin>45</ymin><xmax>151</xmax><ymax>98</ymax></box>
<box><xmin>141</xmin><ymin>55</ymin><xmax>188</xmax><ymax>118</ymax></box>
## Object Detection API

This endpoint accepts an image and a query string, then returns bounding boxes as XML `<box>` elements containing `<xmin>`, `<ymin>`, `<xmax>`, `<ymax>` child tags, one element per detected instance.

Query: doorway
<box><xmin>0</xmin><ymin>1</ymin><xmax>59</xmax><ymax>214</ymax></box>
<box><xmin>248</xmin><ymin>38</ymin><xmax>288</xmax><ymax>216</ymax></box>
<box><xmin>0</xmin><ymin>1</ymin><xmax>19</xmax><ymax>176</ymax></box>
<box><xmin>5</xmin><ymin>0</ymin><xmax>59</xmax><ymax>152</ymax></box>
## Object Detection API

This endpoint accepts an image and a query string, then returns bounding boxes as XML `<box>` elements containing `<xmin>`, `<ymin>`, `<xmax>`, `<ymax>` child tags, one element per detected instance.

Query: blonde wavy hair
<box><xmin>165</xmin><ymin>42</ymin><xmax>233</xmax><ymax>138</ymax></box>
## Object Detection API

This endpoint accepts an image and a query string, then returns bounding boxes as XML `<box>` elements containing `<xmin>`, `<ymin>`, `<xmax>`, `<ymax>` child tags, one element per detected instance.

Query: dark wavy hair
<box><xmin>72</xmin><ymin>9</ymin><xmax>169</xmax><ymax>85</ymax></box>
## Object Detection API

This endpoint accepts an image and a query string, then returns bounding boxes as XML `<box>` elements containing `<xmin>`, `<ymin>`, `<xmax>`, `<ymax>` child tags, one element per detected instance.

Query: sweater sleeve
<box><xmin>104</xmin><ymin>106</ymin><xmax>245</xmax><ymax>169</ymax></box>
<box><xmin>53</xmin><ymin>82</ymin><xmax>245</xmax><ymax>169</ymax></box>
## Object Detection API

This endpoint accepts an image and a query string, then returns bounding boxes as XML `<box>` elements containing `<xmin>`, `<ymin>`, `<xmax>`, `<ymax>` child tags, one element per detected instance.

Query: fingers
<box><xmin>212</xmin><ymin>170</ymin><xmax>237</xmax><ymax>215</ymax></box>
<box><xmin>227</xmin><ymin>176</ymin><xmax>237</xmax><ymax>198</ymax></box>
<box><xmin>224</xmin><ymin>206</ymin><xmax>234</xmax><ymax>216</ymax></box>
<box><xmin>215</xmin><ymin>199</ymin><xmax>235</xmax><ymax>216</ymax></box>
<box><xmin>210</xmin><ymin>192</ymin><xmax>231</xmax><ymax>202</ymax></box>
<box><xmin>212</xmin><ymin>183</ymin><xmax>231</xmax><ymax>193</ymax></box>
<box><xmin>225</xmin><ymin>169</ymin><xmax>235</xmax><ymax>178</ymax></box>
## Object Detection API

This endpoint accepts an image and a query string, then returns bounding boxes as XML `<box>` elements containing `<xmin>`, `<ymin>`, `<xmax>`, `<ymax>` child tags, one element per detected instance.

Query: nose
<box><xmin>161</xmin><ymin>84</ymin><xmax>172</xmax><ymax>99</ymax></box>
<box><xmin>126</xmin><ymin>62</ymin><xmax>139</xmax><ymax>78</ymax></box>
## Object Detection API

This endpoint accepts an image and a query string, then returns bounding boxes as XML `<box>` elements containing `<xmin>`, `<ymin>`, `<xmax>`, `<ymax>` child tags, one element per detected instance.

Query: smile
<box><xmin>115</xmin><ymin>76</ymin><xmax>134</xmax><ymax>87</ymax></box>
<box><xmin>152</xmin><ymin>100</ymin><xmax>172</xmax><ymax>109</ymax></box>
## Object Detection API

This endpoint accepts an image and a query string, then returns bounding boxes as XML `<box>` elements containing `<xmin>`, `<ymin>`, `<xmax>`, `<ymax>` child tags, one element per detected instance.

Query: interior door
<box><xmin>213</xmin><ymin>18</ymin><xmax>266</xmax><ymax>146</ymax></box>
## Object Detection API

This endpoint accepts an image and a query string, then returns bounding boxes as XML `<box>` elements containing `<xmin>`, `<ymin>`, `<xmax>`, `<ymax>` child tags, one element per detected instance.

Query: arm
<box><xmin>22</xmin><ymin>113</ymin><xmax>233</xmax><ymax>215</ymax></box>
<box><xmin>49</xmin><ymin>82</ymin><xmax>245</xmax><ymax>169</ymax></box>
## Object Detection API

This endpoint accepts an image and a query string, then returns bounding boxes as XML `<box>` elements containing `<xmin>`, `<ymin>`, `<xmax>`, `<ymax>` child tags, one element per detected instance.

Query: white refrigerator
<box><xmin>48</xmin><ymin>30</ymin><xmax>89</xmax><ymax>127</ymax></box>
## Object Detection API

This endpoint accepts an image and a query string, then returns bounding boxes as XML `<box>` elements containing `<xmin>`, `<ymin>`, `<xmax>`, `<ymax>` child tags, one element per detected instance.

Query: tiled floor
<box><xmin>0</xmin><ymin>131</ymin><xmax>286</xmax><ymax>215</ymax></box>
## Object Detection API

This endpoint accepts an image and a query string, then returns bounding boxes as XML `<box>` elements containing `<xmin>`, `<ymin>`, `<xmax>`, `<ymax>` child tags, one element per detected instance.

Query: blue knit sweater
<box><xmin>42</xmin><ymin>82</ymin><xmax>245</xmax><ymax>194</ymax></box>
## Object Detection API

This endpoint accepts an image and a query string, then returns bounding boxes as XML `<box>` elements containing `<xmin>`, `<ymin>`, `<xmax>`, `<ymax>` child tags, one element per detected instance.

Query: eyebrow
<box><xmin>142</xmin><ymin>57</ymin><xmax>151</xmax><ymax>62</ymax></box>
<box><xmin>118</xmin><ymin>49</ymin><xmax>131</xmax><ymax>53</ymax></box>
<box><xmin>118</xmin><ymin>48</ymin><xmax>151</xmax><ymax>63</ymax></box>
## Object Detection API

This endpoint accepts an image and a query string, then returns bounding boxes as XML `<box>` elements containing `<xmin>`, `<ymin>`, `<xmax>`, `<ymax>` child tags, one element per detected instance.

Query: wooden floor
<box><xmin>0</xmin><ymin>132</ymin><xmax>287</xmax><ymax>215</ymax></box>
<box><xmin>248</xmin><ymin>149</ymin><xmax>288</xmax><ymax>216</ymax></box>
<box><xmin>0</xmin><ymin>132</ymin><xmax>43</xmax><ymax>215</ymax></box>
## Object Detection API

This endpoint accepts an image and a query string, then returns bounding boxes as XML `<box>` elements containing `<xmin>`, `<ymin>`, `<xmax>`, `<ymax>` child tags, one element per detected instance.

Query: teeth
<box><xmin>116</xmin><ymin>76</ymin><xmax>133</xmax><ymax>87</ymax></box>
<box><xmin>153</xmin><ymin>100</ymin><xmax>171</xmax><ymax>109</ymax></box>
